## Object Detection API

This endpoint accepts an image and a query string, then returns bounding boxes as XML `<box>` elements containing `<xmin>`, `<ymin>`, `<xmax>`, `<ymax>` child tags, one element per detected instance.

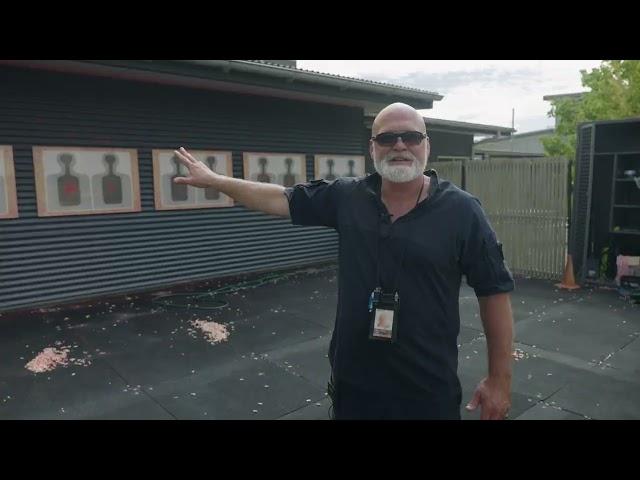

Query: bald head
<box><xmin>370</xmin><ymin>103</ymin><xmax>430</xmax><ymax>183</ymax></box>
<box><xmin>372</xmin><ymin>103</ymin><xmax>426</xmax><ymax>136</ymax></box>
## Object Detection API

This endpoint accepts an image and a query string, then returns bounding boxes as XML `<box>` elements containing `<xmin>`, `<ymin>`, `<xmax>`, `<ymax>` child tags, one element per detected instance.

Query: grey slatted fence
<box><xmin>430</xmin><ymin>160</ymin><xmax>463</xmax><ymax>188</ymax></box>
<box><xmin>464</xmin><ymin>157</ymin><xmax>570</xmax><ymax>280</ymax></box>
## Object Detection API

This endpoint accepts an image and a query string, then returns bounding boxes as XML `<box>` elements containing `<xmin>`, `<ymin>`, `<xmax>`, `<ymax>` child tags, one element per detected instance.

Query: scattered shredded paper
<box><xmin>512</xmin><ymin>349</ymin><xmax>529</xmax><ymax>361</ymax></box>
<box><xmin>25</xmin><ymin>345</ymin><xmax>92</xmax><ymax>373</ymax></box>
<box><xmin>25</xmin><ymin>347</ymin><xmax>69</xmax><ymax>373</ymax></box>
<box><xmin>190</xmin><ymin>320</ymin><xmax>230</xmax><ymax>344</ymax></box>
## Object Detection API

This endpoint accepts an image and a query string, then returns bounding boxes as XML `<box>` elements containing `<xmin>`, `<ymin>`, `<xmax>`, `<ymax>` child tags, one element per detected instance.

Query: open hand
<box><xmin>172</xmin><ymin>147</ymin><xmax>218</xmax><ymax>188</ymax></box>
<box><xmin>465</xmin><ymin>377</ymin><xmax>511</xmax><ymax>420</ymax></box>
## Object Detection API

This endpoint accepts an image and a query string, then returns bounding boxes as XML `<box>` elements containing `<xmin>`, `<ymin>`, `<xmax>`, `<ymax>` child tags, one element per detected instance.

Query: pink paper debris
<box><xmin>190</xmin><ymin>320</ymin><xmax>230</xmax><ymax>345</ymax></box>
<box><xmin>25</xmin><ymin>347</ymin><xmax>69</xmax><ymax>373</ymax></box>
<box><xmin>25</xmin><ymin>345</ymin><xmax>93</xmax><ymax>373</ymax></box>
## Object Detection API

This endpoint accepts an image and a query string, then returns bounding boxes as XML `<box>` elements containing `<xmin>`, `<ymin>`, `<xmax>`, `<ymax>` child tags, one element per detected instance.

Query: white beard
<box><xmin>374</xmin><ymin>153</ymin><xmax>425</xmax><ymax>183</ymax></box>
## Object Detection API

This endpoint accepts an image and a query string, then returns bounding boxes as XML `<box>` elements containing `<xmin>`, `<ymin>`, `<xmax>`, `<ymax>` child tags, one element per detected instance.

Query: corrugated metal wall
<box><xmin>0</xmin><ymin>67</ymin><xmax>365</xmax><ymax>312</ymax></box>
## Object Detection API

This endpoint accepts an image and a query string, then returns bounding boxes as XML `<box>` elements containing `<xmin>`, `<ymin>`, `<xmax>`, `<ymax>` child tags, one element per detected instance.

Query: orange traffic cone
<box><xmin>555</xmin><ymin>254</ymin><xmax>580</xmax><ymax>290</ymax></box>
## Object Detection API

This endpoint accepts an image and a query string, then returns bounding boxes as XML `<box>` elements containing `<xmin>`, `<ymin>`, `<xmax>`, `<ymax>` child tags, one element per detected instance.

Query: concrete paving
<box><xmin>1</xmin><ymin>263</ymin><xmax>638</xmax><ymax>420</ymax></box>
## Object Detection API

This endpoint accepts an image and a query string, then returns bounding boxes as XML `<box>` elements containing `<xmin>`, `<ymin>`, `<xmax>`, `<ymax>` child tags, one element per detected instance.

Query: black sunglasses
<box><xmin>371</xmin><ymin>131</ymin><xmax>427</xmax><ymax>147</ymax></box>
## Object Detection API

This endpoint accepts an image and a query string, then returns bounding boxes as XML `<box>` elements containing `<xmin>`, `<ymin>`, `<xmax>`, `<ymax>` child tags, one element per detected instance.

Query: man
<box><xmin>172</xmin><ymin>102</ymin><xmax>515</xmax><ymax>420</ymax></box>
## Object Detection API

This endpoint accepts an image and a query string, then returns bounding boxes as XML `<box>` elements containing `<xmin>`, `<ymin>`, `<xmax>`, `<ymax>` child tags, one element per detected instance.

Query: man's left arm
<box><xmin>466</xmin><ymin>292</ymin><xmax>514</xmax><ymax>420</ymax></box>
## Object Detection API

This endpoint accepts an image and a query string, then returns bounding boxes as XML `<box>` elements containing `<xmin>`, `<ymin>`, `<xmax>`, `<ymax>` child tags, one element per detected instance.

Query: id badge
<box><xmin>368</xmin><ymin>291</ymin><xmax>399</xmax><ymax>342</ymax></box>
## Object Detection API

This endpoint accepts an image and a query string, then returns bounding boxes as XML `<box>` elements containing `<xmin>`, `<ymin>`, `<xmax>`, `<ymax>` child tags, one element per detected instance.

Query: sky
<box><xmin>297</xmin><ymin>60</ymin><xmax>602</xmax><ymax>134</ymax></box>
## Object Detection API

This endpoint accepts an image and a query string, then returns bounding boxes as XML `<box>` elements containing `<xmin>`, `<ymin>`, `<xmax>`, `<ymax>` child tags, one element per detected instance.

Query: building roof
<box><xmin>243</xmin><ymin>60</ymin><xmax>443</xmax><ymax>99</ymax></box>
<box><xmin>422</xmin><ymin>116</ymin><xmax>515</xmax><ymax>136</ymax></box>
<box><xmin>474</xmin><ymin>128</ymin><xmax>555</xmax><ymax>157</ymax></box>
<box><xmin>475</xmin><ymin>128</ymin><xmax>555</xmax><ymax>145</ymax></box>
<box><xmin>0</xmin><ymin>60</ymin><xmax>443</xmax><ymax>112</ymax></box>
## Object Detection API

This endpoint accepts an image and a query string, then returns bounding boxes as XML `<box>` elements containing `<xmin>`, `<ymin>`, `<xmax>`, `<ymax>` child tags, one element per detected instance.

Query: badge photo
<box><xmin>372</xmin><ymin>308</ymin><xmax>394</xmax><ymax>339</ymax></box>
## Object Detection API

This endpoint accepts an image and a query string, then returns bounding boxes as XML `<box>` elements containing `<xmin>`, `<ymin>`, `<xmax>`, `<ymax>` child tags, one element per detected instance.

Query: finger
<box><xmin>179</xmin><ymin>147</ymin><xmax>199</xmax><ymax>163</ymax></box>
<box><xmin>465</xmin><ymin>390</ymin><xmax>481</xmax><ymax>411</ymax></box>
<box><xmin>173</xmin><ymin>176</ymin><xmax>188</xmax><ymax>184</ymax></box>
<box><xmin>173</xmin><ymin>149</ymin><xmax>195</xmax><ymax>166</ymax></box>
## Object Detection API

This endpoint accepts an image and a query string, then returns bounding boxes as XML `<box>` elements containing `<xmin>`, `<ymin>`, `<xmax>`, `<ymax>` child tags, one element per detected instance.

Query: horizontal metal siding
<box><xmin>0</xmin><ymin>67</ymin><xmax>364</xmax><ymax>312</ymax></box>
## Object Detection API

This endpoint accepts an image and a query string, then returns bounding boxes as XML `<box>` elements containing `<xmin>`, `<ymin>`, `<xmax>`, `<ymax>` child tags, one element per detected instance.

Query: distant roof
<box><xmin>475</xmin><ymin>128</ymin><xmax>554</xmax><ymax>145</ymax></box>
<box><xmin>543</xmin><ymin>92</ymin><xmax>587</xmax><ymax>101</ymax></box>
<box><xmin>474</xmin><ymin>128</ymin><xmax>554</xmax><ymax>156</ymax></box>
<box><xmin>422</xmin><ymin>116</ymin><xmax>515</xmax><ymax>135</ymax></box>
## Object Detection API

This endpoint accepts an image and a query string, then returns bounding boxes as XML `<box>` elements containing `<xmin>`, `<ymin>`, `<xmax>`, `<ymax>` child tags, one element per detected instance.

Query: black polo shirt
<box><xmin>284</xmin><ymin>170</ymin><xmax>514</xmax><ymax>401</ymax></box>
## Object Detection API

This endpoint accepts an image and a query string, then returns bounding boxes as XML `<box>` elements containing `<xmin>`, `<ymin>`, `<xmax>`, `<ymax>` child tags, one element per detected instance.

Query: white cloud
<box><xmin>297</xmin><ymin>60</ymin><xmax>602</xmax><ymax>133</ymax></box>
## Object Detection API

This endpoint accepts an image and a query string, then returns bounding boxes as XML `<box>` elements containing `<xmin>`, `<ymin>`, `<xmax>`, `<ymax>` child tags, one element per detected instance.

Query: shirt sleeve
<box><xmin>283</xmin><ymin>178</ymin><xmax>345</xmax><ymax>229</ymax></box>
<box><xmin>459</xmin><ymin>196</ymin><xmax>515</xmax><ymax>297</ymax></box>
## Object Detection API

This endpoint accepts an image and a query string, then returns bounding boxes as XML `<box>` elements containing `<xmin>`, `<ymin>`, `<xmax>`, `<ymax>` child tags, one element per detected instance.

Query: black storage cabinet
<box><xmin>570</xmin><ymin>118</ymin><xmax>640</xmax><ymax>283</ymax></box>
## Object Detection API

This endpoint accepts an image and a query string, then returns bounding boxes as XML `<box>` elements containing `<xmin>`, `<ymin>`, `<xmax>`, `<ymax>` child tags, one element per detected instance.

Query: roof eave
<box><xmin>193</xmin><ymin>60</ymin><xmax>444</xmax><ymax>103</ymax></box>
<box><xmin>422</xmin><ymin>116</ymin><xmax>515</xmax><ymax>135</ymax></box>
<box><xmin>0</xmin><ymin>59</ymin><xmax>441</xmax><ymax>111</ymax></box>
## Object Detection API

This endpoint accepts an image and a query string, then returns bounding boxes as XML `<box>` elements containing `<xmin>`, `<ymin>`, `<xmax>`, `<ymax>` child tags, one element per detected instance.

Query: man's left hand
<box><xmin>465</xmin><ymin>377</ymin><xmax>511</xmax><ymax>420</ymax></box>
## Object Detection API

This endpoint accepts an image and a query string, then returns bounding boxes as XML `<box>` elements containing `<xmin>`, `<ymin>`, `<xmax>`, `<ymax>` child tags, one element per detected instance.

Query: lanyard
<box><xmin>375</xmin><ymin>177</ymin><xmax>425</xmax><ymax>293</ymax></box>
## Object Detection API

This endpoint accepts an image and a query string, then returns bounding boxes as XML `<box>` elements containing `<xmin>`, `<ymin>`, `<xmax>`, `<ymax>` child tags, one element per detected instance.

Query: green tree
<box><xmin>543</xmin><ymin>60</ymin><xmax>640</xmax><ymax>159</ymax></box>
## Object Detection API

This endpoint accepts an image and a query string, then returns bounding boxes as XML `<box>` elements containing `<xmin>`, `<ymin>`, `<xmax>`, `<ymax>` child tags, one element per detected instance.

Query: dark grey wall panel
<box><xmin>0</xmin><ymin>67</ymin><xmax>362</xmax><ymax>312</ymax></box>
<box><xmin>426</xmin><ymin>130</ymin><xmax>473</xmax><ymax>160</ymax></box>
<box><xmin>594</xmin><ymin>122</ymin><xmax>640</xmax><ymax>153</ymax></box>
